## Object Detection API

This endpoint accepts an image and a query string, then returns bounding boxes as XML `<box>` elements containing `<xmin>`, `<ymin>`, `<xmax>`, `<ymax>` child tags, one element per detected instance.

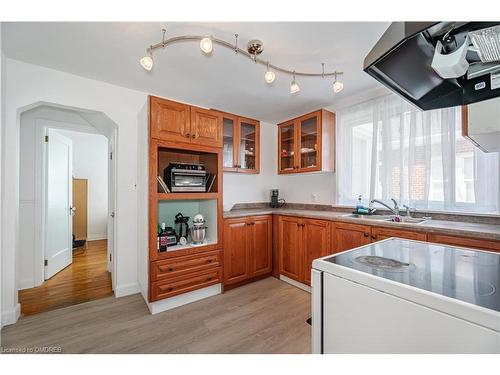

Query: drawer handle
<box><xmin>168</xmin><ymin>267</ymin><xmax>174</xmax><ymax>272</ymax></box>
<box><xmin>364</xmin><ymin>233</ymin><xmax>370</xmax><ymax>237</ymax></box>
<box><xmin>207</xmin><ymin>277</ymin><xmax>213</xmax><ymax>281</ymax></box>
<box><xmin>168</xmin><ymin>287</ymin><xmax>174</xmax><ymax>292</ymax></box>
<box><xmin>207</xmin><ymin>259</ymin><xmax>213</xmax><ymax>263</ymax></box>
<box><xmin>371</xmin><ymin>235</ymin><xmax>377</xmax><ymax>240</ymax></box>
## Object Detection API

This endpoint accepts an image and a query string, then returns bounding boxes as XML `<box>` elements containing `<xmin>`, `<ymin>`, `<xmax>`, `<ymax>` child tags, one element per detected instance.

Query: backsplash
<box><xmin>229</xmin><ymin>202</ymin><xmax>500</xmax><ymax>225</ymax></box>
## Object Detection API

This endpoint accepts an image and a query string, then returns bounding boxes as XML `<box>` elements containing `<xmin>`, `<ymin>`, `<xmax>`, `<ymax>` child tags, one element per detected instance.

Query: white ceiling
<box><xmin>2</xmin><ymin>22</ymin><xmax>389</xmax><ymax>123</ymax></box>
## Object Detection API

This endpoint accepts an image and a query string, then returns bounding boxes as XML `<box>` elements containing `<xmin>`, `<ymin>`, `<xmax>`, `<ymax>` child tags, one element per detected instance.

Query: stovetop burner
<box><xmin>354</xmin><ymin>255</ymin><xmax>412</xmax><ymax>272</ymax></box>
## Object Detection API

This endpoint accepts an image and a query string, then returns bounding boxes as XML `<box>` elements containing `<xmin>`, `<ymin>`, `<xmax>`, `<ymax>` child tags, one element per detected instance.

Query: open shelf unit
<box><xmin>149</xmin><ymin>137</ymin><xmax>223</xmax><ymax>263</ymax></box>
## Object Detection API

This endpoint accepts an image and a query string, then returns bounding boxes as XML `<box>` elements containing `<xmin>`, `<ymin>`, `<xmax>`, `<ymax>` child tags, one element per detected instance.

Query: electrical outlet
<box><xmin>311</xmin><ymin>193</ymin><xmax>317</xmax><ymax>202</ymax></box>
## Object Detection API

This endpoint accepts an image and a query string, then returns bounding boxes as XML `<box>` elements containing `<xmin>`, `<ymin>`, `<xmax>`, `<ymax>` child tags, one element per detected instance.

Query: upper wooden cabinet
<box><xmin>150</xmin><ymin>96</ymin><xmax>190</xmax><ymax>143</ymax></box>
<box><xmin>222</xmin><ymin>113</ymin><xmax>260</xmax><ymax>174</ymax></box>
<box><xmin>149</xmin><ymin>96</ymin><xmax>223</xmax><ymax>148</ymax></box>
<box><xmin>278</xmin><ymin>109</ymin><xmax>335</xmax><ymax>174</ymax></box>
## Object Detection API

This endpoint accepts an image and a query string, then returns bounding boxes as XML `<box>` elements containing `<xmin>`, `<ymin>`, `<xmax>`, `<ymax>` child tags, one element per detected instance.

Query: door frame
<box><xmin>34</xmin><ymin>120</ymin><xmax>117</xmax><ymax>291</ymax></box>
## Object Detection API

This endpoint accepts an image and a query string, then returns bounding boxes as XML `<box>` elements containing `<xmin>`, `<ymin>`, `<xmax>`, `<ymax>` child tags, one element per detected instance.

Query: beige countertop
<box><xmin>223</xmin><ymin>208</ymin><xmax>500</xmax><ymax>242</ymax></box>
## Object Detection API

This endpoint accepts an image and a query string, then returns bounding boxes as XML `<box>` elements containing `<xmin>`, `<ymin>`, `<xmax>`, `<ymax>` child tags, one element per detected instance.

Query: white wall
<box><xmin>56</xmin><ymin>129</ymin><xmax>108</xmax><ymax>241</ymax></box>
<box><xmin>2</xmin><ymin>58</ymin><xmax>148</xmax><ymax>325</ymax></box>
<box><xmin>222</xmin><ymin>122</ymin><xmax>279</xmax><ymax>210</ymax></box>
<box><xmin>0</xmin><ymin>22</ymin><xmax>5</xmax><ymax>327</ymax></box>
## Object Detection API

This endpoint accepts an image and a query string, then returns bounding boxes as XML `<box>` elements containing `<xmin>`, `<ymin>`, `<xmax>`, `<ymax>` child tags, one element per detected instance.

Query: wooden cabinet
<box><xmin>151</xmin><ymin>250</ymin><xmax>221</xmax><ymax>282</ymax></box>
<box><xmin>427</xmin><ymin>234</ymin><xmax>500</xmax><ymax>252</ymax></box>
<box><xmin>222</xmin><ymin>113</ymin><xmax>260</xmax><ymax>173</ymax></box>
<box><xmin>278</xmin><ymin>216</ymin><xmax>331</xmax><ymax>285</ymax></box>
<box><xmin>332</xmin><ymin>222</ymin><xmax>371</xmax><ymax>253</ymax></box>
<box><xmin>223</xmin><ymin>215</ymin><xmax>272</xmax><ymax>286</ymax></box>
<box><xmin>150</xmin><ymin>96</ymin><xmax>190</xmax><ymax>143</ymax></box>
<box><xmin>371</xmin><ymin>227</ymin><xmax>427</xmax><ymax>242</ymax></box>
<box><xmin>278</xmin><ymin>109</ymin><xmax>335</xmax><ymax>174</ymax></box>
<box><xmin>278</xmin><ymin>216</ymin><xmax>302</xmax><ymax>281</ymax></box>
<box><xmin>191</xmin><ymin>106</ymin><xmax>223</xmax><ymax>148</ymax></box>
<box><xmin>302</xmin><ymin>219</ymin><xmax>331</xmax><ymax>284</ymax></box>
<box><xmin>149</xmin><ymin>96</ymin><xmax>223</xmax><ymax>148</ymax></box>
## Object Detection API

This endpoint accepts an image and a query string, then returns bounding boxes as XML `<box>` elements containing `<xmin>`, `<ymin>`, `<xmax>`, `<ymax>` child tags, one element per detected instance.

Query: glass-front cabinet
<box><xmin>277</xmin><ymin>109</ymin><xmax>336</xmax><ymax>174</ymax></box>
<box><xmin>222</xmin><ymin>113</ymin><xmax>260</xmax><ymax>174</ymax></box>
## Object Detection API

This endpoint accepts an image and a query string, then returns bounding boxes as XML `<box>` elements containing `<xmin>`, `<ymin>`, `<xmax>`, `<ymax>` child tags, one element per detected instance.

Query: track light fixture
<box><xmin>333</xmin><ymin>72</ymin><xmax>344</xmax><ymax>93</ymax></box>
<box><xmin>139</xmin><ymin>49</ymin><xmax>153</xmax><ymax>71</ymax></box>
<box><xmin>290</xmin><ymin>71</ymin><xmax>300</xmax><ymax>94</ymax></box>
<box><xmin>264</xmin><ymin>61</ymin><xmax>275</xmax><ymax>84</ymax></box>
<box><xmin>141</xmin><ymin>28</ymin><xmax>344</xmax><ymax>96</ymax></box>
<box><xmin>199</xmin><ymin>37</ymin><xmax>213</xmax><ymax>54</ymax></box>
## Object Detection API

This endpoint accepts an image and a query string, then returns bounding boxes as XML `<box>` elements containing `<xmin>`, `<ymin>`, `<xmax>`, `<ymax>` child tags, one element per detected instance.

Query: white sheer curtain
<box><xmin>336</xmin><ymin>94</ymin><xmax>500</xmax><ymax>213</ymax></box>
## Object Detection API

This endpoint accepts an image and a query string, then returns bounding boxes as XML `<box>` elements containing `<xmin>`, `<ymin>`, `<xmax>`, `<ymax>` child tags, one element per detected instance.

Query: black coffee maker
<box><xmin>270</xmin><ymin>189</ymin><xmax>285</xmax><ymax>208</ymax></box>
<box><xmin>174</xmin><ymin>212</ymin><xmax>190</xmax><ymax>242</ymax></box>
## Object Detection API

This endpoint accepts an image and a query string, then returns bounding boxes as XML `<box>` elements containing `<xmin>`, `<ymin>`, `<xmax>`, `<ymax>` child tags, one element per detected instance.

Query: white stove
<box><xmin>311</xmin><ymin>238</ymin><xmax>500</xmax><ymax>353</ymax></box>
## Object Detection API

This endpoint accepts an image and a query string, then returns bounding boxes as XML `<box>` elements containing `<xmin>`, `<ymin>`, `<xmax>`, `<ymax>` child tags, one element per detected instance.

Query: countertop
<box><xmin>223</xmin><ymin>208</ymin><xmax>500</xmax><ymax>242</ymax></box>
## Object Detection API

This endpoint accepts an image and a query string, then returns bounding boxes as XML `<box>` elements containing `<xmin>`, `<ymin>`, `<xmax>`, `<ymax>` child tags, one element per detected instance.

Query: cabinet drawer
<box><xmin>371</xmin><ymin>227</ymin><xmax>427</xmax><ymax>242</ymax></box>
<box><xmin>151</xmin><ymin>250</ymin><xmax>221</xmax><ymax>281</ymax></box>
<box><xmin>150</xmin><ymin>268</ymin><xmax>221</xmax><ymax>301</ymax></box>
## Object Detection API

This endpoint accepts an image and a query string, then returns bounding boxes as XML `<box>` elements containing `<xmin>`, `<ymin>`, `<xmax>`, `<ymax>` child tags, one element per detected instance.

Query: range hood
<box><xmin>364</xmin><ymin>22</ymin><xmax>500</xmax><ymax>111</ymax></box>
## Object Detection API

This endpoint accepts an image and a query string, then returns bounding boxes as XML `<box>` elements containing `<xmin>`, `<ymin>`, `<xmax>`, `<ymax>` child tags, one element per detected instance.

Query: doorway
<box><xmin>17</xmin><ymin>105</ymin><xmax>117</xmax><ymax>316</ymax></box>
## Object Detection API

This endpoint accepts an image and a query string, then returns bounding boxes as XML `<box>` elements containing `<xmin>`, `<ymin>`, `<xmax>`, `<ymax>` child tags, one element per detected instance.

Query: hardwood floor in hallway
<box><xmin>18</xmin><ymin>240</ymin><xmax>113</xmax><ymax>316</ymax></box>
<box><xmin>3</xmin><ymin>277</ymin><xmax>311</xmax><ymax>354</ymax></box>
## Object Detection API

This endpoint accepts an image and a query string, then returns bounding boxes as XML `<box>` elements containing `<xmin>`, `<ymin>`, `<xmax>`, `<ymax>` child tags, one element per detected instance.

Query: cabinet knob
<box><xmin>167</xmin><ymin>287</ymin><xmax>174</xmax><ymax>292</ymax></box>
<box><xmin>371</xmin><ymin>235</ymin><xmax>377</xmax><ymax>240</ymax></box>
<box><xmin>364</xmin><ymin>233</ymin><xmax>370</xmax><ymax>237</ymax></box>
<box><xmin>207</xmin><ymin>259</ymin><xmax>213</xmax><ymax>263</ymax></box>
<box><xmin>168</xmin><ymin>267</ymin><xmax>174</xmax><ymax>272</ymax></box>
<box><xmin>185</xmin><ymin>133</ymin><xmax>191</xmax><ymax>138</ymax></box>
<box><xmin>191</xmin><ymin>134</ymin><xmax>196</xmax><ymax>139</ymax></box>
<box><xmin>207</xmin><ymin>277</ymin><xmax>213</xmax><ymax>281</ymax></box>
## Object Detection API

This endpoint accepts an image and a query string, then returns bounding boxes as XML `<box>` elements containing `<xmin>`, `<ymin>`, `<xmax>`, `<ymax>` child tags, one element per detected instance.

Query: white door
<box><xmin>45</xmin><ymin>129</ymin><xmax>73</xmax><ymax>279</ymax></box>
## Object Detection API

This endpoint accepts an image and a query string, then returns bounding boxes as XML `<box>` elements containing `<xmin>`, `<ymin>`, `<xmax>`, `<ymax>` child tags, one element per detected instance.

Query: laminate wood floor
<box><xmin>2</xmin><ymin>277</ymin><xmax>311</xmax><ymax>354</ymax></box>
<box><xmin>18</xmin><ymin>240</ymin><xmax>113</xmax><ymax>316</ymax></box>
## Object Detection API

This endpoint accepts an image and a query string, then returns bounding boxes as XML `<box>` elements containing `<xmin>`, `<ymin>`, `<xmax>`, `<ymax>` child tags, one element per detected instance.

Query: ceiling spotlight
<box><xmin>140</xmin><ymin>50</ymin><xmax>153</xmax><ymax>71</ymax></box>
<box><xmin>200</xmin><ymin>37</ymin><xmax>213</xmax><ymax>54</ymax></box>
<box><xmin>290</xmin><ymin>71</ymin><xmax>300</xmax><ymax>94</ymax></box>
<box><xmin>333</xmin><ymin>73</ymin><xmax>344</xmax><ymax>93</ymax></box>
<box><xmin>264</xmin><ymin>62</ymin><xmax>275</xmax><ymax>84</ymax></box>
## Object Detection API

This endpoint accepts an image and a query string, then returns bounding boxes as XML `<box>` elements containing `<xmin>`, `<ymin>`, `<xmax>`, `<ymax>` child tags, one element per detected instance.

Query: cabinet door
<box><xmin>150</xmin><ymin>97</ymin><xmax>190</xmax><ymax>142</ymax></box>
<box><xmin>371</xmin><ymin>227</ymin><xmax>427</xmax><ymax>242</ymax></box>
<box><xmin>223</xmin><ymin>219</ymin><xmax>250</xmax><ymax>285</ymax></box>
<box><xmin>298</xmin><ymin>111</ymin><xmax>321</xmax><ymax>172</ymax></box>
<box><xmin>278</xmin><ymin>121</ymin><xmax>298</xmax><ymax>174</ymax></box>
<box><xmin>222</xmin><ymin>114</ymin><xmax>238</xmax><ymax>171</ymax></box>
<box><xmin>332</xmin><ymin>222</ymin><xmax>371</xmax><ymax>253</ymax></box>
<box><xmin>302</xmin><ymin>219</ymin><xmax>331</xmax><ymax>285</ymax></box>
<box><xmin>237</xmin><ymin>117</ymin><xmax>260</xmax><ymax>173</ymax></box>
<box><xmin>278</xmin><ymin>216</ymin><xmax>302</xmax><ymax>281</ymax></box>
<box><xmin>249</xmin><ymin>216</ymin><xmax>272</xmax><ymax>277</ymax></box>
<box><xmin>190</xmin><ymin>107</ymin><xmax>223</xmax><ymax>148</ymax></box>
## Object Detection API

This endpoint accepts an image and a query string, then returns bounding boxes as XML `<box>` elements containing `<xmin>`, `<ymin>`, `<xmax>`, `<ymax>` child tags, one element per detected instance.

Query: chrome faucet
<box><xmin>402</xmin><ymin>204</ymin><xmax>411</xmax><ymax>217</ymax></box>
<box><xmin>370</xmin><ymin>199</ymin><xmax>400</xmax><ymax>216</ymax></box>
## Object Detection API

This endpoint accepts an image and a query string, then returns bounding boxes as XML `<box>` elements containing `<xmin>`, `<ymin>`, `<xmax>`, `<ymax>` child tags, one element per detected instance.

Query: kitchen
<box><xmin>1</xmin><ymin>6</ymin><xmax>500</xmax><ymax>371</ymax></box>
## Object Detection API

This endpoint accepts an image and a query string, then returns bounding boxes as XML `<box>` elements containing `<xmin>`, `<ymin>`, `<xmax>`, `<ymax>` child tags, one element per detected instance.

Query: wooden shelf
<box><xmin>157</xmin><ymin>192</ymin><xmax>219</xmax><ymax>201</ymax></box>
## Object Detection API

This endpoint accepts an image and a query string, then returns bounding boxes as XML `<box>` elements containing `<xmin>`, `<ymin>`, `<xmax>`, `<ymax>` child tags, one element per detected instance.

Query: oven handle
<box><xmin>171</xmin><ymin>169</ymin><xmax>207</xmax><ymax>175</ymax></box>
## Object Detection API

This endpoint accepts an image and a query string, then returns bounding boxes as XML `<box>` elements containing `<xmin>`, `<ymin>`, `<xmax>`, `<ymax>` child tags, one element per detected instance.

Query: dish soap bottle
<box><xmin>356</xmin><ymin>195</ymin><xmax>363</xmax><ymax>213</ymax></box>
<box><xmin>159</xmin><ymin>222</ymin><xmax>168</xmax><ymax>253</ymax></box>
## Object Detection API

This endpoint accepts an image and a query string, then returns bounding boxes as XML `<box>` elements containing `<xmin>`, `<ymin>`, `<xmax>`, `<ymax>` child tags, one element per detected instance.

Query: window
<box><xmin>336</xmin><ymin>95</ymin><xmax>500</xmax><ymax>213</ymax></box>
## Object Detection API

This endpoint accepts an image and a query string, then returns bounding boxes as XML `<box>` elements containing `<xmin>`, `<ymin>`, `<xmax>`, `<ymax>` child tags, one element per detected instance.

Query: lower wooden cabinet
<box><xmin>371</xmin><ymin>227</ymin><xmax>427</xmax><ymax>242</ymax></box>
<box><xmin>278</xmin><ymin>216</ymin><xmax>331</xmax><ymax>286</ymax></box>
<box><xmin>332</xmin><ymin>222</ymin><xmax>371</xmax><ymax>253</ymax></box>
<box><xmin>223</xmin><ymin>215</ymin><xmax>272</xmax><ymax>286</ymax></box>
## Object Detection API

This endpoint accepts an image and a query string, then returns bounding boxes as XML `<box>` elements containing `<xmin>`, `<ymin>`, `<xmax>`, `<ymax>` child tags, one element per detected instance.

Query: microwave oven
<box><xmin>164</xmin><ymin>163</ymin><xmax>207</xmax><ymax>192</ymax></box>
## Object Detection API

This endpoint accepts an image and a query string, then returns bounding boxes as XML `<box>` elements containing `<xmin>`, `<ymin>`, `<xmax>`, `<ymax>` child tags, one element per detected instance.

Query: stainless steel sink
<box><xmin>344</xmin><ymin>213</ymin><xmax>428</xmax><ymax>225</ymax></box>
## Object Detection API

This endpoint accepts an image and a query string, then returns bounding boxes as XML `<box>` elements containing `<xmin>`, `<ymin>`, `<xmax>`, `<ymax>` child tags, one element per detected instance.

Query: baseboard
<box><xmin>1</xmin><ymin>303</ymin><xmax>21</xmax><ymax>327</ymax></box>
<box><xmin>223</xmin><ymin>273</ymin><xmax>273</xmax><ymax>291</ymax></box>
<box><xmin>18</xmin><ymin>278</ymin><xmax>35</xmax><ymax>291</ymax></box>
<box><xmin>87</xmin><ymin>235</ymin><xmax>108</xmax><ymax>241</ymax></box>
<box><xmin>280</xmin><ymin>275</ymin><xmax>311</xmax><ymax>293</ymax></box>
<box><xmin>114</xmin><ymin>282</ymin><xmax>140</xmax><ymax>298</ymax></box>
<box><xmin>147</xmin><ymin>284</ymin><xmax>221</xmax><ymax>315</ymax></box>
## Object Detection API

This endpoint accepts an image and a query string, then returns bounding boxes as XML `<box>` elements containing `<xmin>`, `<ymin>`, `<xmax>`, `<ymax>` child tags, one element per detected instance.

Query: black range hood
<box><xmin>364</xmin><ymin>22</ymin><xmax>500</xmax><ymax>111</ymax></box>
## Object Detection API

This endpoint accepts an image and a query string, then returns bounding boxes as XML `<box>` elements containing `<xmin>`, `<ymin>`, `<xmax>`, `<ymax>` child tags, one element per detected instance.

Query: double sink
<box><xmin>344</xmin><ymin>213</ymin><xmax>428</xmax><ymax>225</ymax></box>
